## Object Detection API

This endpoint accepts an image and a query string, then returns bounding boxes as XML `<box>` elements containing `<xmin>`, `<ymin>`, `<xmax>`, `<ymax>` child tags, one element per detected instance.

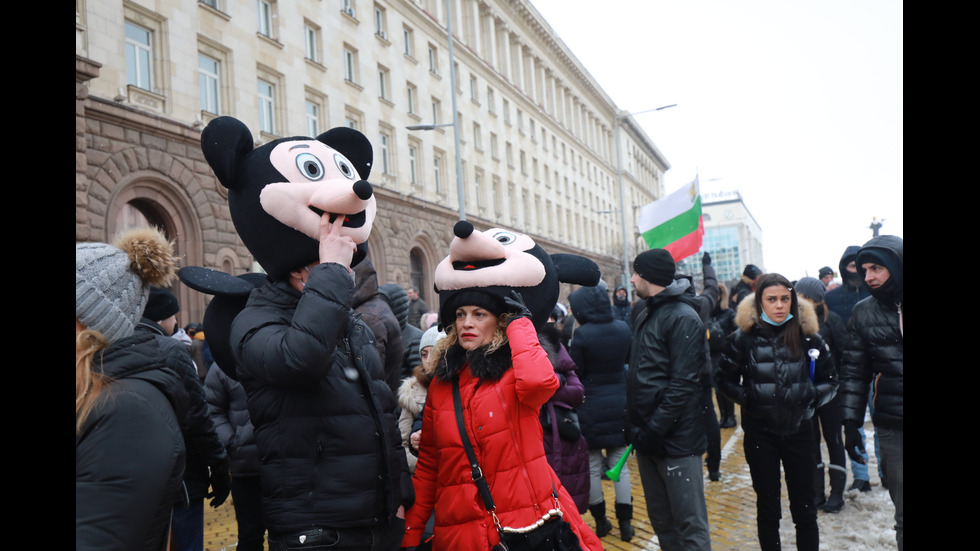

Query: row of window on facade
<box><xmin>255</xmin><ymin>0</ymin><xmax>612</xmax><ymax>153</ymax></box>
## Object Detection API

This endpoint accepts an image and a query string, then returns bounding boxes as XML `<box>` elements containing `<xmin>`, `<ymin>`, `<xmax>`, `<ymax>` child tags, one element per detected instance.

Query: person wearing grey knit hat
<box><xmin>76</xmin><ymin>227</ymin><xmax>189</xmax><ymax>551</ymax></box>
<box><xmin>795</xmin><ymin>277</ymin><xmax>827</xmax><ymax>303</ymax></box>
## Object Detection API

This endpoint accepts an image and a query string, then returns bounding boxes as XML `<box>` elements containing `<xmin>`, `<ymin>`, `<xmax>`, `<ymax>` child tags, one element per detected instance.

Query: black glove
<box><xmin>702</xmin><ymin>251</ymin><xmax>711</xmax><ymax>265</ymax></box>
<box><xmin>207</xmin><ymin>461</ymin><xmax>231</xmax><ymax>508</ymax></box>
<box><xmin>844</xmin><ymin>425</ymin><xmax>867</xmax><ymax>465</ymax></box>
<box><xmin>503</xmin><ymin>290</ymin><xmax>532</xmax><ymax>324</ymax></box>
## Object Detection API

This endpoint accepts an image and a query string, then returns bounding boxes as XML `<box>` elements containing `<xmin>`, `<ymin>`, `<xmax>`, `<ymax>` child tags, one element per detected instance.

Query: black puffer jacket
<box><xmin>204</xmin><ymin>363</ymin><xmax>259</xmax><ymax>477</ymax></box>
<box><xmin>352</xmin><ymin>258</ymin><xmax>404</xmax><ymax>393</ymax></box>
<box><xmin>569</xmin><ymin>285</ymin><xmax>631</xmax><ymax>450</ymax></box>
<box><xmin>824</xmin><ymin>245</ymin><xmax>870</xmax><ymax>325</ymax></box>
<box><xmin>136</xmin><ymin>319</ymin><xmax>228</xmax><ymax>504</ymax></box>
<box><xmin>378</xmin><ymin>283</ymin><xmax>423</xmax><ymax>382</ymax></box>
<box><xmin>717</xmin><ymin>296</ymin><xmax>838</xmax><ymax>436</ymax></box>
<box><xmin>230</xmin><ymin>262</ymin><xmax>413</xmax><ymax>534</ymax></box>
<box><xmin>76</xmin><ymin>332</ymin><xmax>188</xmax><ymax>551</ymax></box>
<box><xmin>839</xmin><ymin>235</ymin><xmax>903</xmax><ymax>431</ymax></box>
<box><xmin>626</xmin><ymin>278</ymin><xmax>707</xmax><ymax>457</ymax></box>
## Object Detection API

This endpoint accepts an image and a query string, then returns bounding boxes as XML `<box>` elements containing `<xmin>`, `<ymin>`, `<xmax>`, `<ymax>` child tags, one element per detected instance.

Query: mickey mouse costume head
<box><xmin>434</xmin><ymin>220</ymin><xmax>601</xmax><ymax>331</ymax></box>
<box><xmin>201</xmin><ymin>116</ymin><xmax>377</xmax><ymax>281</ymax></box>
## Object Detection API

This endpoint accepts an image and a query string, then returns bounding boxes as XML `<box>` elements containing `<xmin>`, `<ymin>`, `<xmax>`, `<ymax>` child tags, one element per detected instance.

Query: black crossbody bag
<box><xmin>451</xmin><ymin>378</ymin><xmax>583</xmax><ymax>551</ymax></box>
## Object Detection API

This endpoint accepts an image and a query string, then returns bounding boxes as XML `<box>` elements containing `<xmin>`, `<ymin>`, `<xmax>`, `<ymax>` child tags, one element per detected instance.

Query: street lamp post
<box><xmin>614</xmin><ymin>104</ymin><xmax>677</xmax><ymax>290</ymax></box>
<box><xmin>405</xmin><ymin>0</ymin><xmax>465</xmax><ymax>221</ymax></box>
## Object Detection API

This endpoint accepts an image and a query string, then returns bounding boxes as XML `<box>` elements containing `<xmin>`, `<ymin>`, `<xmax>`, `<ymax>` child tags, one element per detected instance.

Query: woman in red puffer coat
<box><xmin>400</xmin><ymin>289</ymin><xmax>602</xmax><ymax>551</ymax></box>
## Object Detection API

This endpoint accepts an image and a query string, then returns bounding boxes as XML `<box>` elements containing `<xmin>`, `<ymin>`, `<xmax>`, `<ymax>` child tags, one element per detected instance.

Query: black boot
<box><xmin>824</xmin><ymin>465</ymin><xmax>847</xmax><ymax>513</ymax></box>
<box><xmin>615</xmin><ymin>503</ymin><xmax>634</xmax><ymax>543</ymax></box>
<box><xmin>813</xmin><ymin>463</ymin><xmax>826</xmax><ymax>509</ymax></box>
<box><xmin>588</xmin><ymin>502</ymin><xmax>612</xmax><ymax>538</ymax></box>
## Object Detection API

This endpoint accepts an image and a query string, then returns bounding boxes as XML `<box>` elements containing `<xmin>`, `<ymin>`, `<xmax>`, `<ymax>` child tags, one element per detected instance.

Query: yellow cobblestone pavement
<box><xmin>204</xmin><ymin>419</ymin><xmax>890</xmax><ymax>550</ymax></box>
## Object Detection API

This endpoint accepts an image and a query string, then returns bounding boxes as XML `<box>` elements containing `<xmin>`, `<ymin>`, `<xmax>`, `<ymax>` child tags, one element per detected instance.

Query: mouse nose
<box><xmin>353</xmin><ymin>180</ymin><xmax>373</xmax><ymax>200</ymax></box>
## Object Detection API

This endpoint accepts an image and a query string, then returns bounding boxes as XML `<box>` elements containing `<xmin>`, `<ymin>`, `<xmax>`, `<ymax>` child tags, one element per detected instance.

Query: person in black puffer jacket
<box><xmin>230</xmin><ymin>259</ymin><xmax>413</xmax><ymax>549</ymax></box>
<box><xmin>626</xmin><ymin>249</ymin><xmax>710</xmax><ymax>551</ymax></box>
<box><xmin>717</xmin><ymin>273</ymin><xmax>837</xmax><ymax>551</ymax></box>
<box><xmin>569</xmin><ymin>285</ymin><xmax>635</xmax><ymax>542</ymax></box>
<box><xmin>839</xmin><ymin>235</ymin><xmax>903</xmax><ymax>551</ymax></box>
<box><xmin>135</xmin><ymin>287</ymin><xmax>231</xmax><ymax>551</ymax></box>
<box><xmin>379</xmin><ymin>283</ymin><xmax>424</xmax><ymax>384</ymax></box>
<box><xmin>352</xmin><ymin>257</ymin><xmax>404</xmax><ymax>394</ymax></box>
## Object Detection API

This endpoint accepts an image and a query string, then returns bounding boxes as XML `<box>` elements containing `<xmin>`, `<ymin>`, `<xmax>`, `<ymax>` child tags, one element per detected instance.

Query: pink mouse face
<box><xmin>434</xmin><ymin>227</ymin><xmax>547</xmax><ymax>291</ymax></box>
<box><xmin>258</xmin><ymin>139</ymin><xmax>377</xmax><ymax>245</ymax></box>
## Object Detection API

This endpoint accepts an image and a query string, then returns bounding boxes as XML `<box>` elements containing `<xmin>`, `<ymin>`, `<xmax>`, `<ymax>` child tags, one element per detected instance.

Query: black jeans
<box><xmin>743</xmin><ymin>427</ymin><xmax>818</xmax><ymax>551</ymax></box>
<box><xmin>268</xmin><ymin>518</ymin><xmax>405</xmax><ymax>551</ymax></box>
<box><xmin>230</xmin><ymin>475</ymin><xmax>266</xmax><ymax>551</ymax></box>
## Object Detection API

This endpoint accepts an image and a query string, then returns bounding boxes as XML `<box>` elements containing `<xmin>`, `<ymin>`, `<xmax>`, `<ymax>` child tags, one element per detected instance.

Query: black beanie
<box><xmin>144</xmin><ymin>286</ymin><xmax>180</xmax><ymax>321</ymax></box>
<box><xmin>633</xmin><ymin>249</ymin><xmax>675</xmax><ymax>287</ymax></box>
<box><xmin>439</xmin><ymin>288</ymin><xmax>507</xmax><ymax>329</ymax></box>
<box><xmin>743</xmin><ymin>264</ymin><xmax>763</xmax><ymax>279</ymax></box>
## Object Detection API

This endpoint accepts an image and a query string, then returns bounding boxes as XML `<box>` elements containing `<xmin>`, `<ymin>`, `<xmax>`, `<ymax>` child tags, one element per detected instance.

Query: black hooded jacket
<box><xmin>625</xmin><ymin>278</ymin><xmax>707</xmax><ymax>457</ymax></box>
<box><xmin>135</xmin><ymin>319</ymin><xmax>228</xmax><ymax>503</ymax></box>
<box><xmin>824</xmin><ymin>245</ymin><xmax>871</xmax><ymax>326</ymax></box>
<box><xmin>569</xmin><ymin>285</ymin><xmax>632</xmax><ymax>450</ymax></box>
<box><xmin>352</xmin><ymin>258</ymin><xmax>404</xmax><ymax>393</ymax></box>
<box><xmin>839</xmin><ymin>235</ymin><xmax>903</xmax><ymax>431</ymax></box>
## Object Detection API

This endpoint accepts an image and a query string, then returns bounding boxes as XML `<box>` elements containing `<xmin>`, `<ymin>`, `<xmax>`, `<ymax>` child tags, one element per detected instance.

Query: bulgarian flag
<box><xmin>637</xmin><ymin>176</ymin><xmax>704</xmax><ymax>261</ymax></box>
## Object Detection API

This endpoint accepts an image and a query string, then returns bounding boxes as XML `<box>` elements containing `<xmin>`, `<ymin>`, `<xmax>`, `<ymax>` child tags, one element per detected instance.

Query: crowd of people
<box><xmin>77</xmin><ymin>118</ymin><xmax>901</xmax><ymax>551</ymax></box>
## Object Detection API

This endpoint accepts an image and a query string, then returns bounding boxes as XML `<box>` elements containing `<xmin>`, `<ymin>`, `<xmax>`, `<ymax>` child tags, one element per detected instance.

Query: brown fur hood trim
<box><xmin>734</xmin><ymin>293</ymin><xmax>819</xmax><ymax>336</ymax></box>
<box><xmin>434</xmin><ymin>342</ymin><xmax>513</xmax><ymax>382</ymax></box>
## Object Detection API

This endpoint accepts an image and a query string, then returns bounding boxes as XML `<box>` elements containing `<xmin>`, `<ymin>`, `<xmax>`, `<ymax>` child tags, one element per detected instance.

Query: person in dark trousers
<box><xmin>824</xmin><ymin>245</ymin><xmax>878</xmax><ymax>492</ymax></box>
<box><xmin>569</xmin><ymin>285</ymin><xmax>635</xmax><ymax>542</ymax></box>
<box><xmin>795</xmin><ymin>277</ymin><xmax>848</xmax><ymax>513</ymax></box>
<box><xmin>840</xmin><ymin>235</ymin><xmax>903</xmax><ymax>551</ymax></box>
<box><xmin>136</xmin><ymin>287</ymin><xmax>231</xmax><ymax>551</ymax></box>
<box><xmin>717</xmin><ymin>273</ymin><xmax>838</xmax><ymax>551</ymax></box>
<box><xmin>626</xmin><ymin>249</ymin><xmax>711</xmax><ymax>551</ymax></box>
<box><xmin>205</xmin><ymin>364</ymin><xmax>267</xmax><ymax>551</ymax></box>
<box><xmin>709</xmin><ymin>281</ymin><xmax>738</xmax><ymax>429</ymax></box>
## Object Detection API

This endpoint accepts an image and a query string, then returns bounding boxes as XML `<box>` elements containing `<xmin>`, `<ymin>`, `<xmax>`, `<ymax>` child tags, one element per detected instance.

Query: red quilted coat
<box><xmin>401</xmin><ymin>317</ymin><xmax>603</xmax><ymax>550</ymax></box>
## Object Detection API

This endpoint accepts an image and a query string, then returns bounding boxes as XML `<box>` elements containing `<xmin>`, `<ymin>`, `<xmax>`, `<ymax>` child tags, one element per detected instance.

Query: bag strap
<box><xmin>452</xmin><ymin>378</ymin><xmax>497</xmax><ymax>515</ymax></box>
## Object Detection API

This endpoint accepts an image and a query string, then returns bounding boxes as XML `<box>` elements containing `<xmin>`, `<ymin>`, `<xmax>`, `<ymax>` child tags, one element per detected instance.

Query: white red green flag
<box><xmin>637</xmin><ymin>176</ymin><xmax>704</xmax><ymax>261</ymax></box>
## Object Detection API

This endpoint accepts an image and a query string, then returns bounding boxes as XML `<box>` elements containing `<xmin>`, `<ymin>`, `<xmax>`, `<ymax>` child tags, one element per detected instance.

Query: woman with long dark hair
<box><xmin>717</xmin><ymin>273</ymin><xmax>838</xmax><ymax>551</ymax></box>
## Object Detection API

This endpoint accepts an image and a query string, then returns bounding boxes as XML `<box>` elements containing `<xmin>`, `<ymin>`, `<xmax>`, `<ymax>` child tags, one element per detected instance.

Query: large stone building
<box><xmin>76</xmin><ymin>0</ymin><xmax>670</xmax><ymax>323</ymax></box>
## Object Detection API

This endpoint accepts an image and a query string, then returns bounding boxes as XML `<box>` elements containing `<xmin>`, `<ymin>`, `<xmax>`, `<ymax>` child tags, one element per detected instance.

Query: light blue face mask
<box><xmin>761</xmin><ymin>311</ymin><xmax>794</xmax><ymax>326</ymax></box>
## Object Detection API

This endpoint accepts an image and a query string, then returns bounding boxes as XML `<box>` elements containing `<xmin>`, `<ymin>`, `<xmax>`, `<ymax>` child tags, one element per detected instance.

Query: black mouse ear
<box><xmin>179</xmin><ymin>267</ymin><xmax>267</xmax><ymax>381</ymax></box>
<box><xmin>200</xmin><ymin>116</ymin><xmax>255</xmax><ymax>190</ymax></box>
<box><xmin>551</xmin><ymin>254</ymin><xmax>601</xmax><ymax>287</ymax></box>
<box><xmin>318</xmin><ymin>127</ymin><xmax>374</xmax><ymax>180</ymax></box>
<box><xmin>178</xmin><ymin>266</ymin><xmax>262</xmax><ymax>297</ymax></box>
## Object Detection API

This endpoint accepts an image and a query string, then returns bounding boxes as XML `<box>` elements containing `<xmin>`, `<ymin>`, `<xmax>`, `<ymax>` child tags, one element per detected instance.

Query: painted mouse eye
<box><xmin>493</xmin><ymin>231</ymin><xmax>517</xmax><ymax>245</ymax></box>
<box><xmin>334</xmin><ymin>154</ymin><xmax>358</xmax><ymax>180</ymax></box>
<box><xmin>295</xmin><ymin>153</ymin><xmax>325</xmax><ymax>181</ymax></box>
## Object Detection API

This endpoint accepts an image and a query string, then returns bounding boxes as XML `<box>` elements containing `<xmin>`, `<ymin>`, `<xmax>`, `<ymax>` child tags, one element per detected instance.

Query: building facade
<box><xmin>76</xmin><ymin>0</ymin><xmax>670</xmax><ymax>323</ymax></box>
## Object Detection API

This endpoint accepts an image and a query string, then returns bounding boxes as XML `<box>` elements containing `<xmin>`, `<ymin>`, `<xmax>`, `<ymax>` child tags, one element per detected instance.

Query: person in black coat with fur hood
<box><xmin>717</xmin><ymin>273</ymin><xmax>837</xmax><ymax>551</ymax></box>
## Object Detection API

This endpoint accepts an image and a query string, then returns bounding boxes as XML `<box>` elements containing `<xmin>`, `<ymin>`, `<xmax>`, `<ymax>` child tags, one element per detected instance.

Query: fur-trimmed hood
<box><xmin>397</xmin><ymin>374</ymin><xmax>429</xmax><ymax>418</ymax></box>
<box><xmin>433</xmin><ymin>341</ymin><xmax>514</xmax><ymax>382</ymax></box>
<box><xmin>734</xmin><ymin>292</ymin><xmax>819</xmax><ymax>336</ymax></box>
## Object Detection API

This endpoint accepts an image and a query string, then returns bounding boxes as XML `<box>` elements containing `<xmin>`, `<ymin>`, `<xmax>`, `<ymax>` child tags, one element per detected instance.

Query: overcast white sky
<box><xmin>529</xmin><ymin>0</ymin><xmax>903</xmax><ymax>279</ymax></box>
